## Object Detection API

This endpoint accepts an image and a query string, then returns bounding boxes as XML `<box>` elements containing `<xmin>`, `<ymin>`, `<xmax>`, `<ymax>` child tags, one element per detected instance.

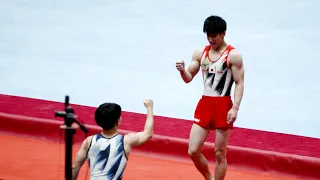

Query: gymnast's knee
<box><xmin>215</xmin><ymin>148</ymin><xmax>226</xmax><ymax>164</ymax></box>
<box><xmin>188</xmin><ymin>145</ymin><xmax>202</xmax><ymax>157</ymax></box>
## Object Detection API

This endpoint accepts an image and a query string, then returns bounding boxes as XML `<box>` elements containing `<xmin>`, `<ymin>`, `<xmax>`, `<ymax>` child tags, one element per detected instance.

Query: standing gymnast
<box><xmin>176</xmin><ymin>15</ymin><xmax>245</xmax><ymax>180</ymax></box>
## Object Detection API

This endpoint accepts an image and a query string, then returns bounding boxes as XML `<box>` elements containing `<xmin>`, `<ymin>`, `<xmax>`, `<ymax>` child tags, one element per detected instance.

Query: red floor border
<box><xmin>0</xmin><ymin>112</ymin><xmax>319</xmax><ymax>179</ymax></box>
<box><xmin>0</xmin><ymin>94</ymin><xmax>320</xmax><ymax>158</ymax></box>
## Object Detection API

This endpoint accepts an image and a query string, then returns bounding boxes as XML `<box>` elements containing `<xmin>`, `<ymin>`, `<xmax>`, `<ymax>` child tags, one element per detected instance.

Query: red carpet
<box><xmin>0</xmin><ymin>135</ymin><xmax>302</xmax><ymax>180</ymax></box>
<box><xmin>0</xmin><ymin>94</ymin><xmax>319</xmax><ymax>158</ymax></box>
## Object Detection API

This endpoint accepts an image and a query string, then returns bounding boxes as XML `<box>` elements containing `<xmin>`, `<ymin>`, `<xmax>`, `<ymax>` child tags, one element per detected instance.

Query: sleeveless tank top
<box><xmin>200</xmin><ymin>45</ymin><xmax>235</xmax><ymax>97</ymax></box>
<box><xmin>87</xmin><ymin>133</ymin><xmax>128</xmax><ymax>180</ymax></box>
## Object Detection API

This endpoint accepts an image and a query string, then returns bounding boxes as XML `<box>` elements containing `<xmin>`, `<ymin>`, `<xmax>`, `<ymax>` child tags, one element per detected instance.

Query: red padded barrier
<box><xmin>1</xmin><ymin>94</ymin><xmax>320</xmax><ymax>159</ymax></box>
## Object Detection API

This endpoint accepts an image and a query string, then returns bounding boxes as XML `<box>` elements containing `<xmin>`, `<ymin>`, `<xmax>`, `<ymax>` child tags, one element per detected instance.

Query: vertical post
<box><xmin>65</xmin><ymin>128</ymin><xmax>76</xmax><ymax>180</ymax></box>
<box><xmin>55</xmin><ymin>95</ymin><xmax>88</xmax><ymax>180</ymax></box>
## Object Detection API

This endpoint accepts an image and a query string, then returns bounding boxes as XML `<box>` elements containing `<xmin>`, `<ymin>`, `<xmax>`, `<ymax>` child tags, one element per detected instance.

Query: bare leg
<box><xmin>214</xmin><ymin>128</ymin><xmax>231</xmax><ymax>180</ymax></box>
<box><xmin>188</xmin><ymin>123</ymin><xmax>213</xmax><ymax>180</ymax></box>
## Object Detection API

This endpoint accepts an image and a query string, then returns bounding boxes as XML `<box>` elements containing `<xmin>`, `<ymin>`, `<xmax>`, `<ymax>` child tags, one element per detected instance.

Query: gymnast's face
<box><xmin>207</xmin><ymin>32</ymin><xmax>225</xmax><ymax>49</ymax></box>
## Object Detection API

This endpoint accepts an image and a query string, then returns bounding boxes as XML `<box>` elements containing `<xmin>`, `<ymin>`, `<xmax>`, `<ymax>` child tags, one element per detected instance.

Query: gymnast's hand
<box><xmin>175</xmin><ymin>60</ymin><xmax>185</xmax><ymax>72</ymax></box>
<box><xmin>144</xmin><ymin>99</ymin><xmax>153</xmax><ymax>109</ymax></box>
<box><xmin>227</xmin><ymin>107</ymin><xmax>238</xmax><ymax>124</ymax></box>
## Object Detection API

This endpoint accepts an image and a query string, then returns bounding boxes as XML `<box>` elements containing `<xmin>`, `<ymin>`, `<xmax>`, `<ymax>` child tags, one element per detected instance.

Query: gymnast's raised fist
<box><xmin>175</xmin><ymin>60</ymin><xmax>185</xmax><ymax>72</ymax></box>
<box><xmin>144</xmin><ymin>99</ymin><xmax>153</xmax><ymax>109</ymax></box>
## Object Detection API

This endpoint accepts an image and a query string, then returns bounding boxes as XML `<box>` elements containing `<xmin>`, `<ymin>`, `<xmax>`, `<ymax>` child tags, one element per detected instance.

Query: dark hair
<box><xmin>95</xmin><ymin>103</ymin><xmax>121</xmax><ymax>130</ymax></box>
<box><xmin>203</xmin><ymin>15</ymin><xmax>227</xmax><ymax>35</ymax></box>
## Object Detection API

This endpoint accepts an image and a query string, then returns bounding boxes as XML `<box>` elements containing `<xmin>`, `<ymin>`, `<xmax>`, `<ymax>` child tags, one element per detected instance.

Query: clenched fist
<box><xmin>175</xmin><ymin>60</ymin><xmax>185</xmax><ymax>71</ymax></box>
<box><xmin>144</xmin><ymin>99</ymin><xmax>153</xmax><ymax>109</ymax></box>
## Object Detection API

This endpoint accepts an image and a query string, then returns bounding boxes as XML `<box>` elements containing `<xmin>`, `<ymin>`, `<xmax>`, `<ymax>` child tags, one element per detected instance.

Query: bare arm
<box><xmin>124</xmin><ymin>100</ymin><xmax>154</xmax><ymax>153</ymax></box>
<box><xmin>229</xmin><ymin>50</ymin><xmax>245</xmax><ymax>110</ymax></box>
<box><xmin>72</xmin><ymin>136</ymin><xmax>91</xmax><ymax>180</ymax></box>
<box><xmin>177</xmin><ymin>48</ymin><xmax>203</xmax><ymax>83</ymax></box>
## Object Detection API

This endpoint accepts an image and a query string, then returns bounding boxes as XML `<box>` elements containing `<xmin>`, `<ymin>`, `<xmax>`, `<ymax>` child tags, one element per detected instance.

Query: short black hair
<box><xmin>95</xmin><ymin>103</ymin><xmax>121</xmax><ymax>130</ymax></box>
<box><xmin>203</xmin><ymin>15</ymin><xmax>227</xmax><ymax>35</ymax></box>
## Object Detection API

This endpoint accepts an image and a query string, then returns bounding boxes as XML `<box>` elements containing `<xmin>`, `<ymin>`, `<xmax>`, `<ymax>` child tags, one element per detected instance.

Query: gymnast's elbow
<box><xmin>183</xmin><ymin>77</ymin><xmax>193</xmax><ymax>83</ymax></box>
<box><xmin>146</xmin><ymin>130</ymin><xmax>153</xmax><ymax>139</ymax></box>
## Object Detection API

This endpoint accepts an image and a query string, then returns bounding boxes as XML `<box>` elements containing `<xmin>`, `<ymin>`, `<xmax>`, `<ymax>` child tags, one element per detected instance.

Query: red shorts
<box><xmin>194</xmin><ymin>95</ymin><xmax>233</xmax><ymax>130</ymax></box>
